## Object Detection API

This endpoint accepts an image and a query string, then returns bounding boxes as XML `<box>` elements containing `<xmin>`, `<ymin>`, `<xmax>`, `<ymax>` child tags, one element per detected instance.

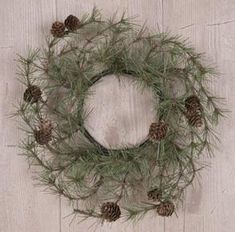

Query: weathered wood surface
<box><xmin>0</xmin><ymin>0</ymin><xmax>234</xmax><ymax>231</ymax></box>
<box><xmin>0</xmin><ymin>2</ymin><xmax>60</xmax><ymax>232</ymax></box>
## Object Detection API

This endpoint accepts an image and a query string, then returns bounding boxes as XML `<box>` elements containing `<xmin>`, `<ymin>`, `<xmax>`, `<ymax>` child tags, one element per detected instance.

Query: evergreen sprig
<box><xmin>16</xmin><ymin>8</ymin><xmax>225</xmax><ymax>223</ymax></box>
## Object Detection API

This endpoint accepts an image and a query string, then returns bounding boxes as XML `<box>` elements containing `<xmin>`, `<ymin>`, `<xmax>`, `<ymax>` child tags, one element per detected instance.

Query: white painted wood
<box><xmin>163</xmin><ymin>1</ymin><xmax>235</xmax><ymax>232</ymax></box>
<box><xmin>84</xmin><ymin>74</ymin><xmax>157</xmax><ymax>149</ymax></box>
<box><xmin>0</xmin><ymin>1</ymin><xmax>60</xmax><ymax>232</ymax></box>
<box><xmin>1</xmin><ymin>0</ymin><xmax>235</xmax><ymax>231</ymax></box>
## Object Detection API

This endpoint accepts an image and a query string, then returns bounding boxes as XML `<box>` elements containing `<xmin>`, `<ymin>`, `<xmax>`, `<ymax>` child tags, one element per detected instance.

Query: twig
<box><xmin>115</xmin><ymin>172</ymin><xmax>129</xmax><ymax>203</ymax></box>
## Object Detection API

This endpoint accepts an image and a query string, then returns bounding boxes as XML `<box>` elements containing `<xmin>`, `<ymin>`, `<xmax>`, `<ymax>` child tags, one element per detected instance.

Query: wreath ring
<box><xmin>17</xmin><ymin>8</ymin><xmax>224</xmax><ymax>223</ymax></box>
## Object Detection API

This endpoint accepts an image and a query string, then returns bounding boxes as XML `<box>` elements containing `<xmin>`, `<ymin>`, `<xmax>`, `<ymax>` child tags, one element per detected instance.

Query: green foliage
<box><xmin>16</xmin><ymin>8</ymin><xmax>225</xmax><ymax>223</ymax></box>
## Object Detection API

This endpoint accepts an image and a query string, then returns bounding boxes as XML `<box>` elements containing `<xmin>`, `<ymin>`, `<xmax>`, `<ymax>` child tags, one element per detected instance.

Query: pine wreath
<box><xmin>16</xmin><ymin>8</ymin><xmax>225</xmax><ymax>223</ymax></box>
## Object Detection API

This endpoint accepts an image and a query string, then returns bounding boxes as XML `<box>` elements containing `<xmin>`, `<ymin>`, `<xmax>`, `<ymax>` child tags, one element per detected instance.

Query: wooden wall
<box><xmin>0</xmin><ymin>0</ymin><xmax>234</xmax><ymax>231</ymax></box>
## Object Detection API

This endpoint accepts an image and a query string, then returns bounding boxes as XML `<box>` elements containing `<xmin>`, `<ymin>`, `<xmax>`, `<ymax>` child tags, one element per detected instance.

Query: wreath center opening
<box><xmin>83</xmin><ymin>73</ymin><xmax>158</xmax><ymax>150</ymax></box>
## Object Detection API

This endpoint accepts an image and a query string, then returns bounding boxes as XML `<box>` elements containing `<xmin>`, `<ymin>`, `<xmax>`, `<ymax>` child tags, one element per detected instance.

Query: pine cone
<box><xmin>186</xmin><ymin>110</ymin><xmax>203</xmax><ymax>127</ymax></box>
<box><xmin>23</xmin><ymin>85</ymin><xmax>42</xmax><ymax>104</ymax></box>
<box><xmin>34</xmin><ymin>119</ymin><xmax>53</xmax><ymax>145</ymax></box>
<box><xmin>147</xmin><ymin>188</ymin><xmax>162</xmax><ymax>201</ymax></box>
<box><xmin>51</xmin><ymin>21</ymin><xmax>65</xmax><ymax>38</ymax></box>
<box><xmin>185</xmin><ymin>95</ymin><xmax>201</xmax><ymax>112</ymax></box>
<box><xmin>64</xmin><ymin>15</ymin><xmax>81</xmax><ymax>31</ymax></box>
<box><xmin>101</xmin><ymin>202</ymin><xmax>121</xmax><ymax>222</ymax></box>
<box><xmin>156</xmin><ymin>201</ymin><xmax>175</xmax><ymax>217</ymax></box>
<box><xmin>148</xmin><ymin>121</ymin><xmax>168</xmax><ymax>142</ymax></box>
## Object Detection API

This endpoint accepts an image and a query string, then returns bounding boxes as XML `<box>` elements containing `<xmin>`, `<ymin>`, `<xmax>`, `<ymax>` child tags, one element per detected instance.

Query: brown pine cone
<box><xmin>186</xmin><ymin>110</ymin><xmax>203</xmax><ymax>127</ymax></box>
<box><xmin>148</xmin><ymin>121</ymin><xmax>168</xmax><ymax>142</ymax></box>
<box><xmin>156</xmin><ymin>201</ymin><xmax>175</xmax><ymax>217</ymax></box>
<box><xmin>64</xmin><ymin>15</ymin><xmax>81</xmax><ymax>31</ymax></box>
<box><xmin>185</xmin><ymin>95</ymin><xmax>201</xmax><ymax>112</ymax></box>
<box><xmin>23</xmin><ymin>85</ymin><xmax>42</xmax><ymax>104</ymax></box>
<box><xmin>101</xmin><ymin>202</ymin><xmax>121</xmax><ymax>222</ymax></box>
<box><xmin>147</xmin><ymin>188</ymin><xmax>162</xmax><ymax>201</ymax></box>
<box><xmin>34</xmin><ymin>119</ymin><xmax>53</xmax><ymax>145</ymax></box>
<box><xmin>51</xmin><ymin>21</ymin><xmax>65</xmax><ymax>38</ymax></box>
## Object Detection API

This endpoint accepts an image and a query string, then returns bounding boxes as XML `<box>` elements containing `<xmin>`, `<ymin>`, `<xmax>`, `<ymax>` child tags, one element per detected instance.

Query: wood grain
<box><xmin>1</xmin><ymin>0</ymin><xmax>235</xmax><ymax>231</ymax></box>
<box><xmin>83</xmin><ymin>74</ymin><xmax>157</xmax><ymax>149</ymax></box>
<box><xmin>163</xmin><ymin>1</ymin><xmax>235</xmax><ymax>232</ymax></box>
<box><xmin>0</xmin><ymin>1</ymin><xmax>60</xmax><ymax>232</ymax></box>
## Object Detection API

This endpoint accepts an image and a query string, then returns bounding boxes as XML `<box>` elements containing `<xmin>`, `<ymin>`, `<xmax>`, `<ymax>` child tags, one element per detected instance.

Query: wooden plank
<box><xmin>0</xmin><ymin>1</ymin><xmax>60</xmax><ymax>231</ymax></box>
<box><xmin>163</xmin><ymin>0</ymin><xmax>235</xmax><ymax>232</ymax></box>
<box><xmin>55</xmin><ymin>0</ymin><xmax>163</xmax><ymax>31</ymax></box>
<box><xmin>0</xmin><ymin>2</ymin><xmax>13</xmax><ymax>47</ymax></box>
<box><xmin>55</xmin><ymin>0</ymin><xmax>164</xmax><ymax>231</ymax></box>
<box><xmin>84</xmin><ymin>74</ymin><xmax>157</xmax><ymax>149</ymax></box>
<box><xmin>2</xmin><ymin>0</ymin><xmax>234</xmax><ymax>231</ymax></box>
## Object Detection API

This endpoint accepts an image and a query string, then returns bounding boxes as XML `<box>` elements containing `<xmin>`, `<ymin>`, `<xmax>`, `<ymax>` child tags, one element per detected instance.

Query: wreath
<box><xmin>16</xmin><ymin>8</ymin><xmax>224</xmax><ymax>223</ymax></box>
